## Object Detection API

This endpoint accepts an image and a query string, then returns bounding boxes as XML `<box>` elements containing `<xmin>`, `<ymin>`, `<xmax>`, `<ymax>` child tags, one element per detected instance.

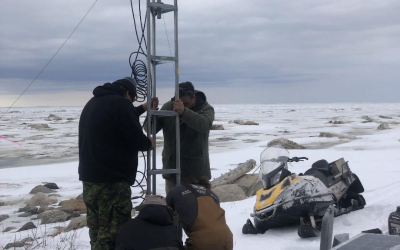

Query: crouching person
<box><xmin>115</xmin><ymin>195</ymin><xmax>184</xmax><ymax>250</ymax></box>
<box><xmin>166</xmin><ymin>178</ymin><xmax>233</xmax><ymax>250</ymax></box>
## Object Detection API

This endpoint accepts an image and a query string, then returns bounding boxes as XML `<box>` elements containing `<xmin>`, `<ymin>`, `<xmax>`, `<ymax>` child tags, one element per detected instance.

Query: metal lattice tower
<box><xmin>146</xmin><ymin>0</ymin><xmax>180</xmax><ymax>195</ymax></box>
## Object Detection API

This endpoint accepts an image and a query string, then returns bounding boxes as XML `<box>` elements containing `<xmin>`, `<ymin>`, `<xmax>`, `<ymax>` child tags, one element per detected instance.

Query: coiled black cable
<box><xmin>129</xmin><ymin>0</ymin><xmax>150</xmax><ymax>103</ymax></box>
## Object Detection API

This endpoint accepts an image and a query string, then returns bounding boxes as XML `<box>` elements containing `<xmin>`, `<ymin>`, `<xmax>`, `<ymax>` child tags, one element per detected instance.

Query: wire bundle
<box><xmin>129</xmin><ymin>0</ymin><xmax>149</xmax><ymax>103</ymax></box>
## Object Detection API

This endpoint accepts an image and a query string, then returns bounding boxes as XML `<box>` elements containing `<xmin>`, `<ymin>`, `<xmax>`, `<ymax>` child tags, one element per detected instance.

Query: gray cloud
<box><xmin>0</xmin><ymin>0</ymin><xmax>399</xmax><ymax>106</ymax></box>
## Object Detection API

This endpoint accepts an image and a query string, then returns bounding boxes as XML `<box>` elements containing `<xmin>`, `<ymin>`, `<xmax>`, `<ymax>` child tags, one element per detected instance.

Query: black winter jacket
<box><xmin>115</xmin><ymin>205</ymin><xmax>184</xmax><ymax>250</ymax></box>
<box><xmin>78</xmin><ymin>83</ymin><xmax>151</xmax><ymax>185</ymax></box>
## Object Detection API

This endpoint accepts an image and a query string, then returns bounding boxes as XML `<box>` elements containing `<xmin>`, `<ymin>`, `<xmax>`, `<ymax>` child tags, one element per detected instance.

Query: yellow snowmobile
<box><xmin>242</xmin><ymin>145</ymin><xmax>365</xmax><ymax>238</ymax></box>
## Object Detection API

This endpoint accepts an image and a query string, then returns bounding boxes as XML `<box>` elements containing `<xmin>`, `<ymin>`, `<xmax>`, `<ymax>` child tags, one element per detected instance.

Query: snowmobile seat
<box><xmin>304</xmin><ymin>168</ymin><xmax>330</xmax><ymax>187</ymax></box>
<box><xmin>311</xmin><ymin>160</ymin><xmax>332</xmax><ymax>175</ymax></box>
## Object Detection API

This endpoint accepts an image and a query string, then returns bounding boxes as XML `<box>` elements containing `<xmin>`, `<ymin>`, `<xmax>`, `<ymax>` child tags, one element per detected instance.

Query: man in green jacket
<box><xmin>148</xmin><ymin>81</ymin><xmax>214</xmax><ymax>193</ymax></box>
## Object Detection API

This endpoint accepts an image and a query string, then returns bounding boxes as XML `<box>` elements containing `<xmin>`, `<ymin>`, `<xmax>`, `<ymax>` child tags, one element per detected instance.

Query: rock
<box><xmin>329</xmin><ymin>120</ymin><xmax>345</xmax><ymax>124</ymax></box>
<box><xmin>66</xmin><ymin>212</ymin><xmax>81</xmax><ymax>221</ymax></box>
<box><xmin>2</xmin><ymin>227</ymin><xmax>17</xmax><ymax>232</ymax></box>
<box><xmin>232</xmin><ymin>119</ymin><xmax>259</xmax><ymax>125</ymax></box>
<box><xmin>4</xmin><ymin>237</ymin><xmax>34</xmax><ymax>249</ymax></box>
<box><xmin>21</xmin><ymin>237</ymin><xmax>34</xmax><ymax>243</ymax></box>
<box><xmin>267</xmin><ymin>138</ymin><xmax>306</xmax><ymax>149</ymax></box>
<box><xmin>379</xmin><ymin>115</ymin><xmax>392</xmax><ymax>119</ymax></box>
<box><xmin>319</xmin><ymin>132</ymin><xmax>357</xmax><ymax>140</ymax></box>
<box><xmin>361</xmin><ymin>116</ymin><xmax>374</xmax><ymax>123</ymax></box>
<box><xmin>17</xmin><ymin>222</ymin><xmax>37</xmax><ymax>232</ymax></box>
<box><xmin>4</xmin><ymin>242</ymin><xmax>26</xmax><ymax>249</ymax></box>
<box><xmin>27</xmin><ymin>192</ymin><xmax>51</xmax><ymax>207</ymax></box>
<box><xmin>18</xmin><ymin>204</ymin><xmax>31</xmax><ymax>212</ymax></box>
<box><xmin>38</xmin><ymin>206</ymin><xmax>54</xmax><ymax>214</ymax></box>
<box><xmin>18</xmin><ymin>212</ymin><xmax>33</xmax><ymax>217</ymax></box>
<box><xmin>0</xmin><ymin>214</ymin><xmax>10</xmax><ymax>222</ymax></box>
<box><xmin>38</xmin><ymin>210</ymin><xmax>69</xmax><ymax>224</ymax></box>
<box><xmin>377</xmin><ymin>123</ymin><xmax>390</xmax><ymax>130</ymax></box>
<box><xmin>66</xmin><ymin>216</ymin><xmax>87</xmax><ymax>232</ymax></box>
<box><xmin>29</xmin><ymin>185</ymin><xmax>55</xmax><ymax>194</ymax></box>
<box><xmin>29</xmin><ymin>123</ymin><xmax>51</xmax><ymax>130</ymax></box>
<box><xmin>233</xmin><ymin>174</ymin><xmax>263</xmax><ymax>197</ymax></box>
<box><xmin>49</xmin><ymin>196</ymin><xmax>58</xmax><ymax>205</ymax></box>
<box><xmin>43</xmin><ymin>182</ymin><xmax>59</xmax><ymax>189</ymax></box>
<box><xmin>47</xmin><ymin>114</ymin><xmax>62</xmax><ymax>121</ymax></box>
<box><xmin>212</xmin><ymin>184</ymin><xmax>247</xmax><ymax>202</ymax></box>
<box><xmin>67</xmin><ymin>118</ymin><xmax>75</xmax><ymax>121</ymax></box>
<box><xmin>59</xmin><ymin>198</ymin><xmax>87</xmax><ymax>212</ymax></box>
<box><xmin>211</xmin><ymin>159</ymin><xmax>257</xmax><ymax>187</ymax></box>
<box><xmin>76</xmin><ymin>193</ymin><xmax>84</xmax><ymax>201</ymax></box>
<box><xmin>211</xmin><ymin>124</ymin><xmax>224</xmax><ymax>130</ymax></box>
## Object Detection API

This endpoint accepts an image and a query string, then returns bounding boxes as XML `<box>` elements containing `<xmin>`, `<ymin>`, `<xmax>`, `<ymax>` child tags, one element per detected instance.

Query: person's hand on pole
<box><xmin>151</xmin><ymin>97</ymin><xmax>159</xmax><ymax>110</ymax></box>
<box><xmin>173</xmin><ymin>99</ymin><xmax>185</xmax><ymax>115</ymax></box>
<box><xmin>149</xmin><ymin>137</ymin><xmax>155</xmax><ymax>150</ymax></box>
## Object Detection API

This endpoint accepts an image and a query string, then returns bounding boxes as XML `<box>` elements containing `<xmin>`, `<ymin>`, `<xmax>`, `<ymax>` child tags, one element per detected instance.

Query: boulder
<box><xmin>4</xmin><ymin>237</ymin><xmax>34</xmax><ymax>249</ymax></box>
<box><xmin>2</xmin><ymin>227</ymin><xmax>17</xmax><ymax>232</ymax></box>
<box><xmin>319</xmin><ymin>132</ymin><xmax>357</xmax><ymax>140</ymax></box>
<box><xmin>212</xmin><ymin>184</ymin><xmax>247</xmax><ymax>202</ymax></box>
<box><xmin>76</xmin><ymin>193</ymin><xmax>84</xmax><ymax>201</ymax></box>
<box><xmin>29</xmin><ymin>123</ymin><xmax>51</xmax><ymax>130</ymax></box>
<box><xmin>377</xmin><ymin>123</ymin><xmax>390</xmax><ymax>130</ymax></box>
<box><xmin>18</xmin><ymin>212</ymin><xmax>33</xmax><ymax>217</ymax></box>
<box><xmin>59</xmin><ymin>198</ymin><xmax>87</xmax><ymax>212</ymax></box>
<box><xmin>38</xmin><ymin>206</ymin><xmax>54</xmax><ymax>214</ymax></box>
<box><xmin>38</xmin><ymin>210</ymin><xmax>69</xmax><ymax>225</ymax></box>
<box><xmin>232</xmin><ymin>119</ymin><xmax>259</xmax><ymax>125</ymax></box>
<box><xmin>29</xmin><ymin>185</ymin><xmax>55</xmax><ymax>194</ymax></box>
<box><xmin>0</xmin><ymin>214</ymin><xmax>10</xmax><ymax>222</ymax></box>
<box><xmin>211</xmin><ymin>124</ymin><xmax>225</xmax><ymax>130</ymax></box>
<box><xmin>379</xmin><ymin>115</ymin><xmax>392</xmax><ymax>119</ymax></box>
<box><xmin>66</xmin><ymin>212</ymin><xmax>81</xmax><ymax>221</ymax></box>
<box><xmin>233</xmin><ymin>174</ymin><xmax>263</xmax><ymax>197</ymax></box>
<box><xmin>211</xmin><ymin>159</ymin><xmax>256</xmax><ymax>187</ymax></box>
<box><xmin>27</xmin><ymin>192</ymin><xmax>51</xmax><ymax>207</ymax></box>
<box><xmin>4</xmin><ymin>242</ymin><xmax>26</xmax><ymax>249</ymax></box>
<box><xmin>267</xmin><ymin>138</ymin><xmax>306</xmax><ymax>149</ymax></box>
<box><xmin>65</xmin><ymin>216</ymin><xmax>87</xmax><ymax>232</ymax></box>
<box><xmin>17</xmin><ymin>222</ymin><xmax>37</xmax><ymax>232</ymax></box>
<box><xmin>329</xmin><ymin>120</ymin><xmax>345</xmax><ymax>124</ymax></box>
<box><xmin>47</xmin><ymin>114</ymin><xmax>62</xmax><ymax>121</ymax></box>
<box><xmin>361</xmin><ymin>116</ymin><xmax>374</xmax><ymax>123</ymax></box>
<box><xmin>43</xmin><ymin>182</ymin><xmax>59</xmax><ymax>189</ymax></box>
<box><xmin>67</xmin><ymin>118</ymin><xmax>75</xmax><ymax>121</ymax></box>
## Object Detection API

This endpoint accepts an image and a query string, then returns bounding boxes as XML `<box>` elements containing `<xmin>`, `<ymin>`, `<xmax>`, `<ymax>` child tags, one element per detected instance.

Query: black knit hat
<box><xmin>112</xmin><ymin>77</ymin><xmax>137</xmax><ymax>100</ymax></box>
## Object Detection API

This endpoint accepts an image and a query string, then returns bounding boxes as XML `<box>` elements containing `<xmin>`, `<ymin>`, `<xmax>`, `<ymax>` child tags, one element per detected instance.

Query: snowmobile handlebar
<box><xmin>288</xmin><ymin>157</ymin><xmax>308</xmax><ymax>162</ymax></box>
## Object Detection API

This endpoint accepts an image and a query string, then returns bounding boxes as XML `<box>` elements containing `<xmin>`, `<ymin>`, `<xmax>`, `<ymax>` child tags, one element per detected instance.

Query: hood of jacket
<box><xmin>192</xmin><ymin>90</ymin><xmax>207</xmax><ymax>111</ymax></box>
<box><xmin>93</xmin><ymin>83</ymin><xmax>125</xmax><ymax>97</ymax></box>
<box><xmin>137</xmin><ymin>204</ymin><xmax>174</xmax><ymax>226</ymax></box>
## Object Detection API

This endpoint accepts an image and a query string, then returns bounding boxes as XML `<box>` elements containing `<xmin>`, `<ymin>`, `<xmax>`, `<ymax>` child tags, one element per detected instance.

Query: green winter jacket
<box><xmin>146</xmin><ymin>91</ymin><xmax>214</xmax><ymax>181</ymax></box>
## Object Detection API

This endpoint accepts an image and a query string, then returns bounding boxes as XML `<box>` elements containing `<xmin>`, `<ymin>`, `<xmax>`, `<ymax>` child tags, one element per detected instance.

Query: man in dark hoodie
<box><xmin>79</xmin><ymin>77</ymin><xmax>156</xmax><ymax>249</ymax></box>
<box><xmin>145</xmin><ymin>82</ymin><xmax>215</xmax><ymax>193</ymax></box>
<box><xmin>115</xmin><ymin>195</ymin><xmax>184</xmax><ymax>250</ymax></box>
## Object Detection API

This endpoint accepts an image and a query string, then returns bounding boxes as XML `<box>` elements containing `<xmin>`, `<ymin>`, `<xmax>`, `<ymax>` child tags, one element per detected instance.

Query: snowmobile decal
<box><xmin>255</xmin><ymin>175</ymin><xmax>302</xmax><ymax>210</ymax></box>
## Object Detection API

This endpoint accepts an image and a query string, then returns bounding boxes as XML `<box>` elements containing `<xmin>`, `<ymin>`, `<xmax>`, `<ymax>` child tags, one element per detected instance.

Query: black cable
<box><xmin>0</xmin><ymin>0</ymin><xmax>98</xmax><ymax>120</ymax></box>
<box><xmin>129</xmin><ymin>0</ymin><xmax>149</xmax><ymax>103</ymax></box>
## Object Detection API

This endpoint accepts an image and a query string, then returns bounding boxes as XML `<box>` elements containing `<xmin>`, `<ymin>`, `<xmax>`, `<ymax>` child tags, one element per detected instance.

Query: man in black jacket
<box><xmin>115</xmin><ymin>195</ymin><xmax>184</xmax><ymax>250</ymax></box>
<box><xmin>79</xmin><ymin>77</ymin><xmax>155</xmax><ymax>250</ymax></box>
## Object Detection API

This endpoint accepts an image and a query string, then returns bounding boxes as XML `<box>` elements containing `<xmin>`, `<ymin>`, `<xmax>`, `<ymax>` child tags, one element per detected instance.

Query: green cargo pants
<box><xmin>83</xmin><ymin>181</ymin><xmax>132</xmax><ymax>250</ymax></box>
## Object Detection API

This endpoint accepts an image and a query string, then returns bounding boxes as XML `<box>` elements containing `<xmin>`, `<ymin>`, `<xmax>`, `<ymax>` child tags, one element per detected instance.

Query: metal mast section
<box><xmin>146</xmin><ymin>0</ymin><xmax>180</xmax><ymax>195</ymax></box>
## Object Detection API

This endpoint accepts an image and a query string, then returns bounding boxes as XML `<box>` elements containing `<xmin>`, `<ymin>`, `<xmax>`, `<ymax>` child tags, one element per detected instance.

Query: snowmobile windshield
<box><xmin>259</xmin><ymin>145</ymin><xmax>290</xmax><ymax>189</ymax></box>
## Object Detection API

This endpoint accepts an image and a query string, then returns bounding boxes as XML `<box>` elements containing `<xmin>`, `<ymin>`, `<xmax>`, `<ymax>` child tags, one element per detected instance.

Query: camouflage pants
<box><xmin>83</xmin><ymin>181</ymin><xmax>132</xmax><ymax>250</ymax></box>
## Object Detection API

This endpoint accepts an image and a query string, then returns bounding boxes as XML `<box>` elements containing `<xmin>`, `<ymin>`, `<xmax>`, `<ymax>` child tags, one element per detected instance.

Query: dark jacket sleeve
<box><xmin>180</xmin><ymin>105</ymin><xmax>214</xmax><ymax>133</ymax></box>
<box><xmin>119</xmin><ymin>99</ymin><xmax>152</xmax><ymax>151</ymax></box>
<box><xmin>134</xmin><ymin>104</ymin><xmax>146</xmax><ymax>116</ymax></box>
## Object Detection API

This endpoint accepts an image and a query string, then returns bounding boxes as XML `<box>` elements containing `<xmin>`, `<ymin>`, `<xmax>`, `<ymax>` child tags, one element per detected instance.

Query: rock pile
<box><xmin>210</xmin><ymin>159</ymin><xmax>260</xmax><ymax>202</ymax></box>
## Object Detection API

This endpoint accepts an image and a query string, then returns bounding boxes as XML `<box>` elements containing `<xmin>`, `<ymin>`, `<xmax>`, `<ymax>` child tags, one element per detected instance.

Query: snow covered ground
<box><xmin>1</xmin><ymin>103</ymin><xmax>400</xmax><ymax>249</ymax></box>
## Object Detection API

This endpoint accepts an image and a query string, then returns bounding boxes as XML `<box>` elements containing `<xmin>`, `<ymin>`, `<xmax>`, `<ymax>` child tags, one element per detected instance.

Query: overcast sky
<box><xmin>0</xmin><ymin>0</ymin><xmax>399</xmax><ymax>107</ymax></box>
